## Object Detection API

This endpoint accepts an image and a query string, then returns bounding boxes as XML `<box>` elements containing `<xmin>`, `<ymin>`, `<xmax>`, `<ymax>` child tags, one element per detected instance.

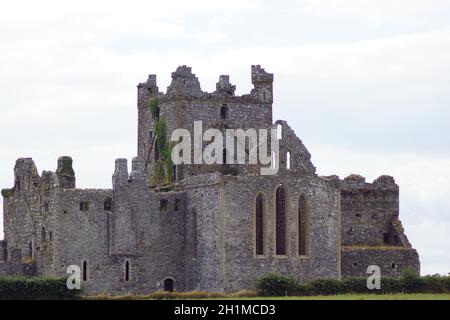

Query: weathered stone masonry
<box><xmin>0</xmin><ymin>65</ymin><xmax>419</xmax><ymax>294</ymax></box>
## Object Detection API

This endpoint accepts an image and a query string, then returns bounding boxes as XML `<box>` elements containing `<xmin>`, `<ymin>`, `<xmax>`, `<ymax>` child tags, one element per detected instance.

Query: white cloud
<box><xmin>296</xmin><ymin>0</ymin><xmax>450</xmax><ymax>29</ymax></box>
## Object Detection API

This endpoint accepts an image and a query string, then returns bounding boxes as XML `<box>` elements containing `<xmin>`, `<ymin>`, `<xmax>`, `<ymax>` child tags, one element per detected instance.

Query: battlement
<box><xmin>340</xmin><ymin>174</ymin><xmax>399</xmax><ymax>203</ymax></box>
<box><xmin>137</xmin><ymin>65</ymin><xmax>273</xmax><ymax>104</ymax></box>
<box><xmin>251</xmin><ymin>65</ymin><xmax>274</xmax><ymax>84</ymax></box>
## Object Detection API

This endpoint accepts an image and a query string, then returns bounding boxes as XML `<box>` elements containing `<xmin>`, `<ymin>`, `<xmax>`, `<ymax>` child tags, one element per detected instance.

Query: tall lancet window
<box><xmin>255</xmin><ymin>193</ymin><xmax>265</xmax><ymax>256</ymax></box>
<box><xmin>275</xmin><ymin>186</ymin><xmax>287</xmax><ymax>255</ymax></box>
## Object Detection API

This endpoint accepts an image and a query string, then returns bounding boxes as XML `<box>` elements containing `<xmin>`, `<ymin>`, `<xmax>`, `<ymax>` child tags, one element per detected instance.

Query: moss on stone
<box><xmin>1</xmin><ymin>188</ymin><xmax>13</xmax><ymax>198</ymax></box>
<box><xmin>155</xmin><ymin>117</ymin><xmax>167</xmax><ymax>152</ymax></box>
<box><xmin>59</xmin><ymin>158</ymin><xmax>74</xmax><ymax>175</ymax></box>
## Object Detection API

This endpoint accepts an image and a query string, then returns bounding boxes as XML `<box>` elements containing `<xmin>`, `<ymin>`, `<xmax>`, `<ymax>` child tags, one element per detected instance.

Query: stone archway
<box><xmin>163</xmin><ymin>277</ymin><xmax>175</xmax><ymax>292</ymax></box>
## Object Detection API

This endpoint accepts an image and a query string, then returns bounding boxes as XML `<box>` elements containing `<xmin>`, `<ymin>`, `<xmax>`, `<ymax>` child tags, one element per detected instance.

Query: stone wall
<box><xmin>338</xmin><ymin>174</ymin><xmax>420</xmax><ymax>276</ymax></box>
<box><xmin>341</xmin><ymin>247</ymin><xmax>420</xmax><ymax>277</ymax></box>
<box><xmin>220</xmin><ymin>173</ymin><xmax>340</xmax><ymax>291</ymax></box>
<box><xmin>0</xmin><ymin>65</ymin><xmax>421</xmax><ymax>296</ymax></box>
<box><xmin>137</xmin><ymin>65</ymin><xmax>274</xmax><ymax>183</ymax></box>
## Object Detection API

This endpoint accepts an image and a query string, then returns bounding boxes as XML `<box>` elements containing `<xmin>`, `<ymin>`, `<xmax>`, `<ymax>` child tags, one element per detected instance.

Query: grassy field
<box><xmin>227</xmin><ymin>294</ymin><xmax>450</xmax><ymax>300</ymax></box>
<box><xmin>88</xmin><ymin>293</ymin><xmax>450</xmax><ymax>300</ymax></box>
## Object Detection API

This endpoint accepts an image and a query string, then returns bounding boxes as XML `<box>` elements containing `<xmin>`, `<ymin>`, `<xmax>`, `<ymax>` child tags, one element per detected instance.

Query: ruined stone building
<box><xmin>0</xmin><ymin>65</ymin><xmax>420</xmax><ymax>295</ymax></box>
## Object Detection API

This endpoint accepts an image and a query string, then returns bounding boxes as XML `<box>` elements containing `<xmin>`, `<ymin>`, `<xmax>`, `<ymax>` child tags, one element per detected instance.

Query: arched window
<box><xmin>286</xmin><ymin>151</ymin><xmax>291</xmax><ymax>170</ymax></box>
<box><xmin>220</xmin><ymin>104</ymin><xmax>228</xmax><ymax>119</ymax></box>
<box><xmin>275</xmin><ymin>186</ymin><xmax>287</xmax><ymax>255</ymax></box>
<box><xmin>255</xmin><ymin>193</ymin><xmax>265</xmax><ymax>256</ymax></box>
<box><xmin>124</xmin><ymin>260</ymin><xmax>130</xmax><ymax>282</ymax></box>
<box><xmin>41</xmin><ymin>227</ymin><xmax>46</xmax><ymax>243</ymax></box>
<box><xmin>298</xmin><ymin>195</ymin><xmax>309</xmax><ymax>256</ymax></box>
<box><xmin>163</xmin><ymin>278</ymin><xmax>174</xmax><ymax>292</ymax></box>
<box><xmin>82</xmin><ymin>260</ymin><xmax>88</xmax><ymax>282</ymax></box>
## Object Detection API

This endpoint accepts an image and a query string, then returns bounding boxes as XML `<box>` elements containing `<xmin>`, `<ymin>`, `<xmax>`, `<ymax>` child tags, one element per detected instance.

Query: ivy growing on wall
<box><xmin>148</xmin><ymin>97</ymin><xmax>159</xmax><ymax>118</ymax></box>
<box><xmin>147</xmin><ymin>97</ymin><xmax>175</xmax><ymax>185</ymax></box>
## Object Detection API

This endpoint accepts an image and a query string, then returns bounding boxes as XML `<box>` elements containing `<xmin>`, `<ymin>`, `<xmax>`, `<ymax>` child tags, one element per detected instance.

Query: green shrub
<box><xmin>310</xmin><ymin>278</ymin><xmax>344</xmax><ymax>296</ymax></box>
<box><xmin>148</xmin><ymin>97</ymin><xmax>159</xmax><ymax>119</ymax></box>
<box><xmin>255</xmin><ymin>273</ymin><xmax>299</xmax><ymax>296</ymax></box>
<box><xmin>342</xmin><ymin>277</ymin><xmax>369</xmax><ymax>294</ymax></box>
<box><xmin>256</xmin><ymin>272</ymin><xmax>450</xmax><ymax>297</ymax></box>
<box><xmin>295</xmin><ymin>283</ymin><xmax>313</xmax><ymax>296</ymax></box>
<box><xmin>422</xmin><ymin>275</ymin><xmax>447</xmax><ymax>293</ymax></box>
<box><xmin>0</xmin><ymin>276</ymin><xmax>80</xmax><ymax>300</ymax></box>
<box><xmin>401</xmin><ymin>268</ymin><xmax>425</xmax><ymax>293</ymax></box>
<box><xmin>155</xmin><ymin>117</ymin><xmax>167</xmax><ymax>153</ymax></box>
<box><xmin>380</xmin><ymin>277</ymin><xmax>403</xmax><ymax>294</ymax></box>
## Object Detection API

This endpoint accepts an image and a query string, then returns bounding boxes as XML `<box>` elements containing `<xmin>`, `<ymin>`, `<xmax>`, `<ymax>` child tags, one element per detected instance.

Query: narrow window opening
<box><xmin>277</xmin><ymin>124</ymin><xmax>282</xmax><ymax>140</ymax></box>
<box><xmin>159</xmin><ymin>199</ymin><xmax>168</xmax><ymax>212</ymax></box>
<box><xmin>41</xmin><ymin>227</ymin><xmax>46</xmax><ymax>243</ymax></box>
<box><xmin>43</xmin><ymin>203</ymin><xmax>49</xmax><ymax>212</ymax></box>
<box><xmin>275</xmin><ymin>186</ymin><xmax>287</xmax><ymax>255</ymax></box>
<box><xmin>82</xmin><ymin>261</ymin><xmax>88</xmax><ymax>281</ymax></box>
<box><xmin>104</xmin><ymin>198</ymin><xmax>112</xmax><ymax>211</ymax></box>
<box><xmin>174</xmin><ymin>199</ymin><xmax>181</xmax><ymax>211</ymax></box>
<box><xmin>298</xmin><ymin>195</ymin><xmax>308</xmax><ymax>256</ymax></box>
<box><xmin>286</xmin><ymin>151</ymin><xmax>291</xmax><ymax>170</ymax></box>
<box><xmin>255</xmin><ymin>193</ymin><xmax>265</xmax><ymax>256</ymax></box>
<box><xmin>80</xmin><ymin>202</ymin><xmax>89</xmax><ymax>211</ymax></box>
<box><xmin>125</xmin><ymin>260</ymin><xmax>130</xmax><ymax>282</ymax></box>
<box><xmin>220</xmin><ymin>104</ymin><xmax>228</xmax><ymax>119</ymax></box>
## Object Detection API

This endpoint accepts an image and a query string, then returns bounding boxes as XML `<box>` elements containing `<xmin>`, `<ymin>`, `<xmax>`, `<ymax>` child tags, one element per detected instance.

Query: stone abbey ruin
<box><xmin>0</xmin><ymin>65</ymin><xmax>419</xmax><ymax>294</ymax></box>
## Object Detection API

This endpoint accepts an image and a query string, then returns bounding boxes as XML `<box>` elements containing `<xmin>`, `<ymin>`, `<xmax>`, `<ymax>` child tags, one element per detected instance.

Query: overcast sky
<box><xmin>1</xmin><ymin>0</ymin><xmax>449</xmax><ymax>275</ymax></box>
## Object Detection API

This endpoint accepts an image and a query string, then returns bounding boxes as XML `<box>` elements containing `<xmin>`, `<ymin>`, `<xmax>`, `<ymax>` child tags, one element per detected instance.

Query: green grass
<box><xmin>224</xmin><ymin>294</ymin><xmax>450</xmax><ymax>300</ymax></box>
<box><xmin>87</xmin><ymin>293</ymin><xmax>450</xmax><ymax>300</ymax></box>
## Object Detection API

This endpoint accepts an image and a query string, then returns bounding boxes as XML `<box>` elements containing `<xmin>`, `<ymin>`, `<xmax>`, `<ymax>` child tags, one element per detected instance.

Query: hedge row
<box><xmin>256</xmin><ymin>270</ymin><xmax>450</xmax><ymax>296</ymax></box>
<box><xmin>0</xmin><ymin>276</ymin><xmax>80</xmax><ymax>300</ymax></box>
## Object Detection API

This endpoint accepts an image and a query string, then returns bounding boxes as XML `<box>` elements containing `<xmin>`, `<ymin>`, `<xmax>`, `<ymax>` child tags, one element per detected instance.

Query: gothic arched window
<box><xmin>255</xmin><ymin>193</ymin><xmax>265</xmax><ymax>256</ymax></box>
<box><xmin>220</xmin><ymin>104</ymin><xmax>228</xmax><ymax>119</ymax></box>
<box><xmin>298</xmin><ymin>195</ymin><xmax>309</xmax><ymax>256</ymax></box>
<box><xmin>275</xmin><ymin>186</ymin><xmax>287</xmax><ymax>255</ymax></box>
